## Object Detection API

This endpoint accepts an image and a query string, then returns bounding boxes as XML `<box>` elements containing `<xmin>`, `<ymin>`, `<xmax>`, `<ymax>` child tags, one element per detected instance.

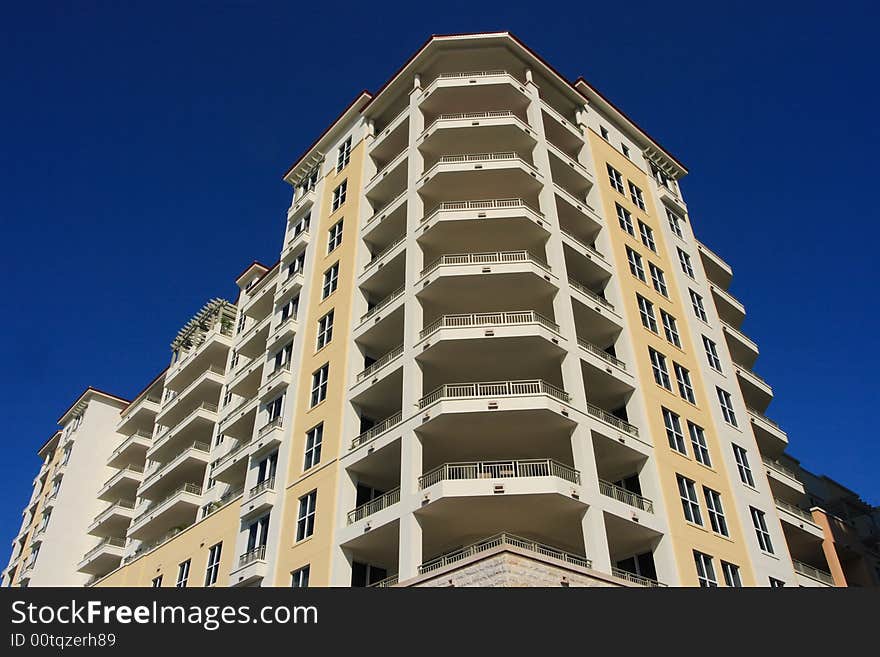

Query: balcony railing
<box><xmin>420</xmin><ymin>310</ymin><xmax>558</xmax><ymax>340</ymax></box>
<box><xmin>419</xmin><ymin>459</ymin><xmax>580</xmax><ymax>489</ymax></box>
<box><xmin>762</xmin><ymin>457</ymin><xmax>801</xmax><ymax>482</ymax></box>
<box><xmin>775</xmin><ymin>498</ymin><xmax>816</xmax><ymax>524</ymax></box>
<box><xmin>365</xmin><ymin>191</ymin><xmax>406</xmax><ymax>227</ymax></box>
<box><xmin>132</xmin><ymin>483</ymin><xmax>202</xmax><ymax>524</ymax></box>
<box><xmin>422</xmin><ymin>197</ymin><xmax>542</xmax><ymax>224</ymax></box>
<box><xmin>423</xmin><ymin>110</ymin><xmax>526</xmax><ymax>133</ymax></box>
<box><xmin>109</xmin><ymin>430</ymin><xmax>153</xmax><ymax>461</ymax></box>
<box><xmin>161</xmin><ymin>364</ymin><xmax>225</xmax><ymax>410</ymax></box>
<box><xmin>258</xmin><ymin>417</ymin><xmax>283</xmax><ymax>438</ymax></box>
<box><xmin>264</xmin><ymin>362</ymin><xmax>291</xmax><ymax>387</ymax></box>
<box><xmin>351</xmin><ymin>411</ymin><xmax>403</xmax><ymax>450</ymax></box>
<box><xmin>586</xmin><ymin>402</ymin><xmax>639</xmax><ymax>437</ymax></box>
<box><xmin>81</xmin><ymin>536</ymin><xmax>126</xmax><ymax>563</ymax></box>
<box><xmin>249</xmin><ymin>477</ymin><xmax>275</xmax><ymax>498</ymax></box>
<box><xmin>356</xmin><ymin>344</ymin><xmax>404</xmax><ymax>381</ymax></box>
<box><xmin>360</xmin><ymin>286</ymin><xmax>405</xmax><ymax>324</ymax></box>
<box><xmin>568</xmin><ymin>277</ymin><xmax>615</xmax><ymax>311</ymax></box>
<box><xmin>368</xmin><ymin>574</ymin><xmax>399</xmax><ymax>588</ymax></box>
<box><xmin>419</xmin><ymin>379</ymin><xmax>570</xmax><ymax>409</ymax></box>
<box><xmin>123</xmin><ymin>527</ymin><xmax>188</xmax><ymax>563</ymax></box>
<box><xmin>152</xmin><ymin>402</ymin><xmax>218</xmax><ymax>449</ymax></box>
<box><xmin>202</xmin><ymin>486</ymin><xmax>244</xmax><ymax>518</ymax></box>
<box><xmin>347</xmin><ymin>487</ymin><xmax>401</xmax><ymax>524</ymax></box>
<box><xmin>422</xmin><ymin>250</ymin><xmax>550</xmax><ymax>278</ymax></box>
<box><xmin>212</xmin><ymin>439</ymin><xmax>252</xmax><ymax>470</ymax></box>
<box><xmin>792</xmin><ymin>560</ymin><xmax>834</xmax><ymax>586</ymax></box>
<box><xmin>434</xmin><ymin>69</ymin><xmax>507</xmax><ymax>82</ymax></box>
<box><xmin>577</xmin><ymin>338</ymin><xmax>626</xmax><ymax>370</ymax></box>
<box><xmin>419</xmin><ymin>532</ymin><xmax>591</xmax><ymax>574</ymax></box>
<box><xmin>238</xmin><ymin>545</ymin><xmax>266</xmax><ymax>567</ymax></box>
<box><xmin>90</xmin><ymin>499</ymin><xmax>136</xmax><ymax>528</ymax></box>
<box><xmin>432</xmin><ymin>151</ymin><xmax>537</xmax><ymax>172</ymax></box>
<box><xmin>560</xmin><ymin>228</ymin><xmax>607</xmax><ymax>262</ymax></box>
<box><xmin>364</xmin><ymin>235</ymin><xmax>405</xmax><ymax>272</ymax></box>
<box><xmin>599</xmin><ymin>480</ymin><xmax>653</xmax><ymax>513</ymax></box>
<box><xmin>142</xmin><ymin>441</ymin><xmax>210</xmax><ymax>487</ymax></box>
<box><xmin>611</xmin><ymin>566</ymin><xmax>666</xmax><ymax>587</ymax></box>
<box><xmin>100</xmin><ymin>465</ymin><xmax>144</xmax><ymax>491</ymax></box>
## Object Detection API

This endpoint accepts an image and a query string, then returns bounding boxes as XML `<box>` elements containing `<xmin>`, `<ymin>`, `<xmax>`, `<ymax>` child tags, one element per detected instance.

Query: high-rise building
<box><xmin>4</xmin><ymin>32</ymin><xmax>876</xmax><ymax>588</ymax></box>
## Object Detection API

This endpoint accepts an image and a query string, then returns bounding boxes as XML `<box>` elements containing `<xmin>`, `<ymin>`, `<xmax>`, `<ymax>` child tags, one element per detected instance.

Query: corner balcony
<box><xmin>748</xmin><ymin>407</ymin><xmax>788</xmax><ymax>455</ymax></box>
<box><xmin>116</xmin><ymin>396</ymin><xmax>161</xmax><ymax>436</ymax></box>
<box><xmin>793</xmin><ymin>560</ymin><xmax>835</xmax><ymax>587</ymax></box>
<box><xmin>420</xmin><ymin>71</ymin><xmax>530</xmax><ymax>118</ymax></box>
<box><xmin>547</xmin><ymin>141</ymin><xmax>593</xmax><ymax>196</ymax></box>
<box><xmin>775</xmin><ymin>498</ymin><xmax>823</xmax><ymax>540</ymax></box>
<box><xmin>697</xmin><ymin>241</ymin><xmax>733</xmax><ymax>290</ymax></box>
<box><xmin>127</xmin><ymin>483</ymin><xmax>203</xmax><ymax>541</ymax></box>
<box><xmin>762</xmin><ymin>456</ymin><xmax>806</xmax><ymax>495</ymax></box>
<box><xmin>87</xmin><ymin>499</ymin><xmax>136</xmax><ymax>537</ymax></box>
<box><xmin>77</xmin><ymin>537</ymin><xmax>126</xmax><ymax>576</ymax></box>
<box><xmin>138</xmin><ymin>441</ymin><xmax>211</xmax><ymax>500</ymax></box>
<box><xmin>107</xmin><ymin>430</ymin><xmax>152</xmax><ymax>468</ymax></box>
<box><xmin>418</xmin><ymin>198</ymin><xmax>547</xmax><ymax>247</ymax></box>
<box><xmin>240</xmin><ymin>477</ymin><xmax>277</xmax><ymax>520</ymax></box>
<box><xmin>721</xmin><ymin>321</ymin><xmax>759</xmax><ymax>369</ymax></box>
<box><xmin>735</xmin><ymin>366</ymin><xmax>773</xmax><ymax>413</ymax></box>
<box><xmin>97</xmin><ymin>465</ymin><xmax>144</xmax><ymax>502</ymax></box>
<box><xmin>229</xmin><ymin>545</ymin><xmax>267</xmax><ymax>587</ymax></box>
<box><xmin>418</xmin><ymin>152</ymin><xmax>542</xmax><ymax>201</ymax></box>
<box><xmin>419</xmin><ymin>111</ymin><xmax>536</xmax><ymax>165</ymax></box>
<box><xmin>148</xmin><ymin>402</ymin><xmax>217</xmax><ymax>462</ymax></box>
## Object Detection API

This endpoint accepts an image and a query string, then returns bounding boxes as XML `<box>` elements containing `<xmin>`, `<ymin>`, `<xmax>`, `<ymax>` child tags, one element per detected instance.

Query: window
<box><xmin>296</xmin><ymin>490</ymin><xmax>317</xmax><ymax>541</ymax></box>
<box><xmin>678</xmin><ymin>475</ymin><xmax>702</xmax><ymax>525</ymax></box>
<box><xmin>769</xmin><ymin>577</ymin><xmax>785</xmax><ymax>588</ymax></box>
<box><xmin>280</xmin><ymin>295</ymin><xmax>299</xmax><ymax>322</ymax></box>
<box><xmin>291</xmin><ymin>565</ymin><xmax>310</xmax><ymax>588</ymax></box>
<box><xmin>299</xmin><ymin>166</ymin><xmax>318</xmax><ymax>197</ymax></box>
<box><xmin>176</xmin><ymin>559</ymin><xmax>191</xmax><ymax>588</ymax></box>
<box><xmin>247</xmin><ymin>514</ymin><xmax>271</xmax><ymax>553</ymax></box>
<box><xmin>288</xmin><ymin>251</ymin><xmax>305</xmax><ymax>278</ymax></box>
<box><xmin>690</xmin><ymin>289</ymin><xmax>708</xmax><ymax>322</ymax></box>
<box><xmin>310</xmin><ymin>364</ymin><xmax>329</xmax><ymax>407</ymax></box>
<box><xmin>600</xmin><ymin>126</ymin><xmax>609</xmax><ymax>140</ymax></box>
<box><xmin>267</xmin><ymin>394</ymin><xmax>284</xmax><ymax>422</ymax></box>
<box><xmin>291</xmin><ymin>213</ymin><xmax>310</xmax><ymax>237</ymax></box>
<box><xmin>328</xmin><ymin>219</ymin><xmax>343</xmax><ymax>253</ymax></box>
<box><xmin>637</xmin><ymin>294</ymin><xmax>658</xmax><ymax>332</ymax></box>
<box><xmin>222</xmin><ymin>387</ymin><xmax>233</xmax><ymax>408</ymax></box>
<box><xmin>621</xmin><ymin>143</ymin><xmax>630</xmax><ymax>158</ymax></box>
<box><xmin>703</xmin><ymin>336</ymin><xmax>722</xmax><ymax>372</ymax></box>
<box><xmin>336</xmin><ymin>136</ymin><xmax>351</xmax><ymax>172</ymax></box>
<box><xmin>628</xmin><ymin>181</ymin><xmax>646</xmax><ymax>210</ymax></box>
<box><xmin>751</xmin><ymin>507</ymin><xmax>774</xmax><ymax>553</ymax></box>
<box><xmin>678</xmin><ymin>248</ymin><xmax>695</xmax><ymax>278</ymax></box>
<box><xmin>663</xmin><ymin>408</ymin><xmax>687</xmax><ymax>454</ymax></box>
<box><xmin>717</xmin><ymin>387</ymin><xmax>738</xmax><ymax>427</ymax></box>
<box><xmin>230</xmin><ymin>349</ymin><xmax>240</xmax><ymax>370</ymax></box>
<box><xmin>607</xmin><ymin>164</ymin><xmax>624</xmax><ymax>193</ymax></box>
<box><xmin>322</xmin><ymin>263</ymin><xmax>339</xmax><ymax>299</ymax></box>
<box><xmin>332</xmin><ymin>180</ymin><xmax>347</xmax><ymax>211</ymax></box>
<box><xmin>616</xmin><ymin>203</ymin><xmax>634</xmax><ymax>235</ymax></box>
<box><xmin>272</xmin><ymin>342</ymin><xmax>292</xmax><ymax>372</ymax></box>
<box><xmin>317</xmin><ymin>310</ymin><xmax>334</xmax><ymax>349</ymax></box>
<box><xmin>722</xmin><ymin>562</ymin><xmax>742</xmax><ymax>587</ymax></box>
<box><xmin>666</xmin><ymin>208</ymin><xmax>684</xmax><ymax>238</ymax></box>
<box><xmin>661</xmin><ymin>311</ymin><xmax>680</xmax><ymax>347</ymax></box>
<box><xmin>733</xmin><ymin>444</ymin><xmax>755</xmax><ymax>486</ymax></box>
<box><xmin>693</xmin><ymin>551</ymin><xmax>718</xmax><ymax>587</ymax></box>
<box><xmin>649</xmin><ymin>348</ymin><xmax>671</xmax><ymax>389</ymax></box>
<box><xmin>205</xmin><ymin>543</ymin><xmax>222</xmax><ymax>586</ymax></box>
<box><xmin>152</xmin><ymin>575</ymin><xmax>162</xmax><ymax>588</ymax></box>
<box><xmin>646</xmin><ymin>264</ymin><xmax>667</xmax><ymax>298</ymax></box>
<box><xmin>236</xmin><ymin>313</ymin><xmax>247</xmax><ymax>335</ymax></box>
<box><xmin>674</xmin><ymin>363</ymin><xmax>696</xmax><ymax>403</ymax></box>
<box><xmin>304</xmin><ymin>423</ymin><xmax>323</xmax><ymax>470</ymax></box>
<box><xmin>626</xmin><ymin>247</ymin><xmax>645</xmax><ymax>282</ymax></box>
<box><xmin>256</xmin><ymin>451</ymin><xmax>277</xmax><ymax>485</ymax></box>
<box><xmin>704</xmin><ymin>487</ymin><xmax>729</xmax><ymax>536</ymax></box>
<box><xmin>688</xmin><ymin>422</ymin><xmax>711</xmax><ymax>466</ymax></box>
<box><xmin>638</xmin><ymin>220</ymin><xmax>656</xmax><ymax>252</ymax></box>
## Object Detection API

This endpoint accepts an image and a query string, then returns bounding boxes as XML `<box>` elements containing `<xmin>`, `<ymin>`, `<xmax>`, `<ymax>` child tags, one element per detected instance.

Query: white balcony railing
<box><xmin>363</xmin><ymin>235</ymin><xmax>405</xmax><ymax>273</ymax></box>
<box><xmin>762</xmin><ymin>457</ymin><xmax>801</xmax><ymax>482</ymax></box>
<box><xmin>132</xmin><ymin>483</ymin><xmax>202</xmax><ymax>525</ymax></box>
<box><xmin>792</xmin><ymin>560</ymin><xmax>834</xmax><ymax>586</ymax></box>
<box><xmin>586</xmin><ymin>402</ymin><xmax>639</xmax><ymax>437</ymax></box>
<box><xmin>611</xmin><ymin>566</ymin><xmax>666</xmax><ymax>587</ymax></box>
<box><xmin>351</xmin><ymin>412</ymin><xmax>403</xmax><ymax>450</ymax></box>
<box><xmin>258</xmin><ymin>417</ymin><xmax>283</xmax><ymax>438</ymax></box>
<box><xmin>599</xmin><ymin>480</ymin><xmax>653</xmax><ymax>513</ymax></box>
<box><xmin>419</xmin><ymin>379</ymin><xmax>569</xmax><ymax>409</ymax></box>
<box><xmin>419</xmin><ymin>459</ymin><xmax>580</xmax><ymax>489</ymax></box>
<box><xmin>775</xmin><ymin>498</ymin><xmax>816</xmax><ymax>524</ymax></box>
<box><xmin>347</xmin><ymin>487</ymin><xmax>401</xmax><ymax>524</ymax></box>
<box><xmin>422</xmin><ymin>250</ymin><xmax>549</xmax><ymax>278</ymax></box>
<box><xmin>80</xmin><ymin>537</ymin><xmax>126</xmax><ymax>564</ymax></box>
<box><xmin>238</xmin><ymin>545</ymin><xmax>266</xmax><ymax>567</ymax></box>
<box><xmin>577</xmin><ymin>338</ymin><xmax>626</xmax><ymax>370</ymax></box>
<box><xmin>568</xmin><ymin>277</ymin><xmax>615</xmax><ymax>311</ymax></box>
<box><xmin>422</xmin><ymin>197</ymin><xmax>542</xmax><ymax>224</ymax></box>
<box><xmin>423</xmin><ymin>110</ymin><xmax>528</xmax><ymax>134</ymax></box>
<box><xmin>420</xmin><ymin>310</ymin><xmax>558</xmax><ymax>340</ymax></box>
<box><xmin>419</xmin><ymin>533</ymin><xmax>591</xmax><ymax>574</ymax></box>
<box><xmin>359</xmin><ymin>286</ymin><xmax>405</xmax><ymax>324</ymax></box>
<box><xmin>356</xmin><ymin>345</ymin><xmax>404</xmax><ymax>382</ymax></box>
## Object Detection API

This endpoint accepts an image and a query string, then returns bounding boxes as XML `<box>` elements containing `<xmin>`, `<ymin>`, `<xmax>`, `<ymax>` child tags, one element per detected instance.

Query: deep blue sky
<box><xmin>2</xmin><ymin>2</ymin><xmax>877</xmax><ymax>549</ymax></box>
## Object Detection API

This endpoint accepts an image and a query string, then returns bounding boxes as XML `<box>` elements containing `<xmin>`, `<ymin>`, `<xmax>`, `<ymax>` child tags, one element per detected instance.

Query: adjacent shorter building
<box><xmin>3</xmin><ymin>32</ymin><xmax>877</xmax><ymax>588</ymax></box>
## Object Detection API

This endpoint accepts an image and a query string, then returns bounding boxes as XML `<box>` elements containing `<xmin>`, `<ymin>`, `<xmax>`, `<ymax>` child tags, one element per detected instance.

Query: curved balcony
<box><xmin>420</xmin><ymin>71</ymin><xmax>530</xmax><ymax>118</ymax></box>
<box><xmin>418</xmin><ymin>152</ymin><xmax>542</xmax><ymax>201</ymax></box>
<box><xmin>419</xmin><ymin>199</ymin><xmax>547</xmax><ymax>248</ymax></box>
<box><xmin>419</xmin><ymin>111</ymin><xmax>536</xmax><ymax>164</ymax></box>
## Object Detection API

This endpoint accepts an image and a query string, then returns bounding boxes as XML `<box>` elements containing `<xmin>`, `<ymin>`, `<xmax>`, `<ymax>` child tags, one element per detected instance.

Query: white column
<box><xmin>398</xmin><ymin>432</ymin><xmax>423</xmax><ymax>580</ymax></box>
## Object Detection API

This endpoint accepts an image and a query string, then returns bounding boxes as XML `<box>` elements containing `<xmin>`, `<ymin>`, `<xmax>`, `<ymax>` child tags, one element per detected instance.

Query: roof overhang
<box><xmin>56</xmin><ymin>387</ymin><xmax>130</xmax><ymax>425</ymax></box>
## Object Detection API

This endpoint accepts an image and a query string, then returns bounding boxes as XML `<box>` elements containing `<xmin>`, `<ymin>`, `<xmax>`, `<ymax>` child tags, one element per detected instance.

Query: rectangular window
<box><xmin>678</xmin><ymin>475</ymin><xmax>703</xmax><ymax>525</ymax></box>
<box><xmin>649</xmin><ymin>263</ymin><xmax>668</xmax><ymax>297</ymax></box>
<box><xmin>637</xmin><ymin>294</ymin><xmax>658</xmax><ymax>332</ymax></box>
<box><xmin>288</xmin><ymin>251</ymin><xmax>305</xmax><ymax>278</ymax></box>
<box><xmin>621</xmin><ymin>143</ymin><xmax>630</xmax><ymax>158</ymax></box>
<box><xmin>316</xmin><ymin>310</ymin><xmax>334</xmax><ymax>349</ymax></box>
<box><xmin>272</xmin><ymin>342</ymin><xmax>292</xmax><ymax>372</ymax></box>
<box><xmin>650</xmin><ymin>348</ymin><xmax>671</xmax><ymax>390</ymax></box>
<box><xmin>291</xmin><ymin>213</ymin><xmax>310</xmax><ymax>237</ymax></box>
<box><xmin>296</xmin><ymin>490</ymin><xmax>317</xmax><ymax>541</ymax></box>
<box><xmin>663</xmin><ymin>408</ymin><xmax>687</xmax><ymax>455</ymax></box>
<box><xmin>674</xmin><ymin>363</ymin><xmax>696</xmax><ymax>404</ymax></box>
<box><xmin>717</xmin><ymin>387</ymin><xmax>738</xmax><ymax>427</ymax></box>
<box><xmin>204</xmin><ymin>542</ymin><xmax>222</xmax><ymax>586</ymax></box>
<box><xmin>704</xmin><ymin>487</ymin><xmax>729</xmax><ymax>536</ymax></box>
<box><xmin>722</xmin><ymin>561</ymin><xmax>742</xmax><ymax>587</ymax></box>
<box><xmin>769</xmin><ymin>577</ymin><xmax>785</xmax><ymax>588</ymax></box>
<box><xmin>152</xmin><ymin>575</ymin><xmax>162</xmax><ymax>588</ymax></box>
<box><xmin>247</xmin><ymin>514</ymin><xmax>271</xmax><ymax>552</ymax></box>
<box><xmin>678</xmin><ymin>248</ymin><xmax>695</xmax><ymax>278</ymax></box>
<box><xmin>322</xmin><ymin>263</ymin><xmax>339</xmax><ymax>299</ymax></box>
<box><xmin>328</xmin><ymin>219</ymin><xmax>343</xmax><ymax>253</ymax></box>
<box><xmin>694</xmin><ymin>551</ymin><xmax>718</xmax><ymax>587</ymax></box>
<box><xmin>666</xmin><ymin>208</ymin><xmax>684</xmax><ymax>238</ymax></box>
<box><xmin>176</xmin><ymin>559</ymin><xmax>190</xmax><ymax>588</ymax></box>
<box><xmin>616</xmin><ymin>203</ymin><xmax>634</xmax><ymax>235</ymax></box>
<box><xmin>751</xmin><ymin>507</ymin><xmax>774</xmax><ymax>553</ymax></box>
<box><xmin>628</xmin><ymin>181</ymin><xmax>646</xmax><ymax>210</ymax></box>
<box><xmin>267</xmin><ymin>394</ymin><xmax>284</xmax><ymax>422</ymax></box>
<box><xmin>638</xmin><ymin>220</ymin><xmax>656</xmax><ymax>252</ymax></box>
<box><xmin>607</xmin><ymin>164</ymin><xmax>624</xmax><ymax>193</ymax></box>
<box><xmin>280</xmin><ymin>296</ymin><xmax>299</xmax><ymax>322</ymax></box>
<box><xmin>310</xmin><ymin>364</ymin><xmax>329</xmax><ymax>407</ymax></box>
<box><xmin>336</xmin><ymin>136</ymin><xmax>351</xmax><ymax>172</ymax></box>
<box><xmin>660</xmin><ymin>310</ymin><xmax>680</xmax><ymax>347</ymax></box>
<box><xmin>626</xmin><ymin>247</ymin><xmax>646</xmax><ymax>282</ymax></box>
<box><xmin>332</xmin><ymin>180</ymin><xmax>347</xmax><ymax>211</ymax></box>
<box><xmin>703</xmin><ymin>336</ymin><xmax>723</xmax><ymax>372</ymax></box>
<box><xmin>600</xmin><ymin>126</ymin><xmax>610</xmax><ymax>140</ymax></box>
<box><xmin>733</xmin><ymin>444</ymin><xmax>755</xmax><ymax>486</ymax></box>
<box><xmin>291</xmin><ymin>565</ymin><xmax>311</xmax><ymax>588</ymax></box>
<box><xmin>688</xmin><ymin>422</ymin><xmax>711</xmax><ymax>466</ymax></box>
<box><xmin>690</xmin><ymin>289</ymin><xmax>708</xmax><ymax>322</ymax></box>
<box><xmin>304</xmin><ymin>423</ymin><xmax>323</xmax><ymax>471</ymax></box>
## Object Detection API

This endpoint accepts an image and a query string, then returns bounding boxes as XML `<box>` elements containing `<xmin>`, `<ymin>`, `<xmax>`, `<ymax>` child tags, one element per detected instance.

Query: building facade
<box><xmin>3</xmin><ymin>32</ymin><xmax>877</xmax><ymax>589</ymax></box>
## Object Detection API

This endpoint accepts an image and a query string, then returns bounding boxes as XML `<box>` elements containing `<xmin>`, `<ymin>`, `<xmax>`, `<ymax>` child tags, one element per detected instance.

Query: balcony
<box><xmin>157</xmin><ymin>365</ymin><xmax>225</xmax><ymax>427</ymax></box>
<box><xmin>420</xmin><ymin>379</ymin><xmax>569</xmax><ymax>411</ymax></box>
<box><xmin>361</xmin><ymin>235</ymin><xmax>406</xmax><ymax>281</ymax></box>
<box><xmin>226</xmin><ymin>357</ymin><xmax>263</xmax><ymax>397</ymax></box>
<box><xmin>217</xmin><ymin>396</ymin><xmax>258</xmax><ymax>440</ymax></box>
<box><xmin>148</xmin><ymin>402</ymin><xmax>217</xmax><ymax>462</ymax></box>
<box><xmin>697</xmin><ymin>241</ymin><xmax>733</xmax><ymax>289</ymax></box>
<box><xmin>568</xmin><ymin>277</ymin><xmax>621</xmax><ymax>323</ymax></box>
<box><xmin>610</xmin><ymin>566</ymin><xmax>666</xmax><ymax>587</ymax></box>
<box><xmin>363</xmin><ymin>191</ymin><xmax>406</xmax><ymax>241</ymax></box>
<box><xmin>421</xmin><ymin>459</ymin><xmax>579</xmax><ymax>489</ymax></box>
<box><xmin>139</xmin><ymin>441</ymin><xmax>211</xmax><ymax>499</ymax></box>
<box><xmin>167</xmin><ymin>324</ymin><xmax>234</xmax><ymax>388</ymax></box>
<box><xmin>358</xmin><ymin>285</ymin><xmax>405</xmax><ymax>330</ymax></box>
<box><xmin>586</xmin><ymin>402</ymin><xmax>640</xmax><ymax>439</ymax></box>
<box><xmin>370</xmin><ymin>107</ymin><xmax>409</xmax><ymax>159</ymax></box>
<box><xmin>792</xmin><ymin>560</ymin><xmax>835</xmax><ymax>587</ymax></box>
<box><xmin>347</xmin><ymin>487</ymin><xmax>401</xmax><ymax>525</ymax></box>
<box><xmin>286</xmin><ymin>187</ymin><xmax>315</xmax><ymax>221</ymax></box>
<box><xmin>419</xmin><ymin>199</ymin><xmax>547</xmax><ymax>249</ymax></box>
<box><xmin>116</xmin><ymin>396</ymin><xmax>161</xmax><ymax>436</ymax></box>
<box><xmin>236</xmin><ymin>315</ymin><xmax>271</xmax><ymax>358</ymax></box>
<box><xmin>420</xmin><ymin>71</ymin><xmax>530</xmax><ymax>119</ymax></box>
<box><xmin>762</xmin><ymin>456</ymin><xmax>805</xmax><ymax>495</ymax></box>
<box><xmin>240</xmin><ymin>477</ymin><xmax>277</xmax><ymax>519</ymax></box>
<box><xmin>547</xmin><ymin>141</ymin><xmax>593</xmax><ymax>196</ymax></box>
<box><xmin>260</xmin><ymin>363</ymin><xmax>292</xmax><ymax>400</ymax></box>
<box><xmin>419</xmin><ymin>111</ymin><xmax>536</xmax><ymax>164</ymax></box>
<box><xmin>265</xmin><ymin>314</ymin><xmax>298</xmax><ymax>354</ymax></box>
<box><xmin>736</xmin><ymin>366</ymin><xmax>773</xmax><ymax>413</ymax></box>
<box><xmin>127</xmin><ymin>483</ymin><xmax>203</xmax><ymax>541</ymax></box>
<box><xmin>351</xmin><ymin>411</ymin><xmax>403</xmax><ymax>451</ymax></box>
<box><xmin>365</xmin><ymin>148</ymin><xmax>408</xmax><ymax>205</ymax></box>
<box><xmin>354</xmin><ymin>344</ymin><xmax>404</xmax><ymax>388</ymax></box>
<box><xmin>229</xmin><ymin>545</ymin><xmax>267</xmax><ymax>587</ymax></box>
<box><xmin>77</xmin><ymin>537</ymin><xmax>126</xmax><ymax>576</ymax></box>
<box><xmin>107</xmin><ymin>430</ymin><xmax>152</xmax><ymax>469</ymax></box>
<box><xmin>274</xmin><ymin>271</ymin><xmax>304</xmax><ymax>305</ymax></box>
<box><xmin>656</xmin><ymin>181</ymin><xmax>686</xmax><ymax>215</ymax></box>
<box><xmin>599</xmin><ymin>480</ymin><xmax>654</xmax><ymax>513</ymax></box>
<box><xmin>721</xmin><ymin>321</ymin><xmax>759</xmax><ymax>369</ymax></box>
<box><xmin>710</xmin><ymin>285</ymin><xmax>745</xmax><ymax>328</ymax></box>
<box><xmin>775</xmin><ymin>498</ymin><xmax>823</xmax><ymax>539</ymax></box>
<box><xmin>281</xmin><ymin>227</ymin><xmax>310</xmax><ymax>264</ymax></box>
<box><xmin>419</xmin><ymin>152</ymin><xmax>542</xmax><ymax>201</ymax></box>
<box><xmin>748</xmin><ymin>407</ymin><xmax>788</xmax><ymax>455</ymax></box>
<box><xmin>87</xmin><ymin>499</ymin><xmax>136</xmax><ymax>537</ymax></box>
<box><xmin>97</xmin><ymin>465</ymin><xmax>144</xmax><ymax>502</ymax></box>
<box><xmin>210</xmin><ymin>438</ymin><xmax>252</xmax><ymax>484</ymax></box>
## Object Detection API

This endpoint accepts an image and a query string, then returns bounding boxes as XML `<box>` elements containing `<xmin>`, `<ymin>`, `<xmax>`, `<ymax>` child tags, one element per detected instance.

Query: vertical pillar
<box><xmin>398</xmin><ymin>432</ymin><xmax>423</xmax><ymax>580</ymax></box>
